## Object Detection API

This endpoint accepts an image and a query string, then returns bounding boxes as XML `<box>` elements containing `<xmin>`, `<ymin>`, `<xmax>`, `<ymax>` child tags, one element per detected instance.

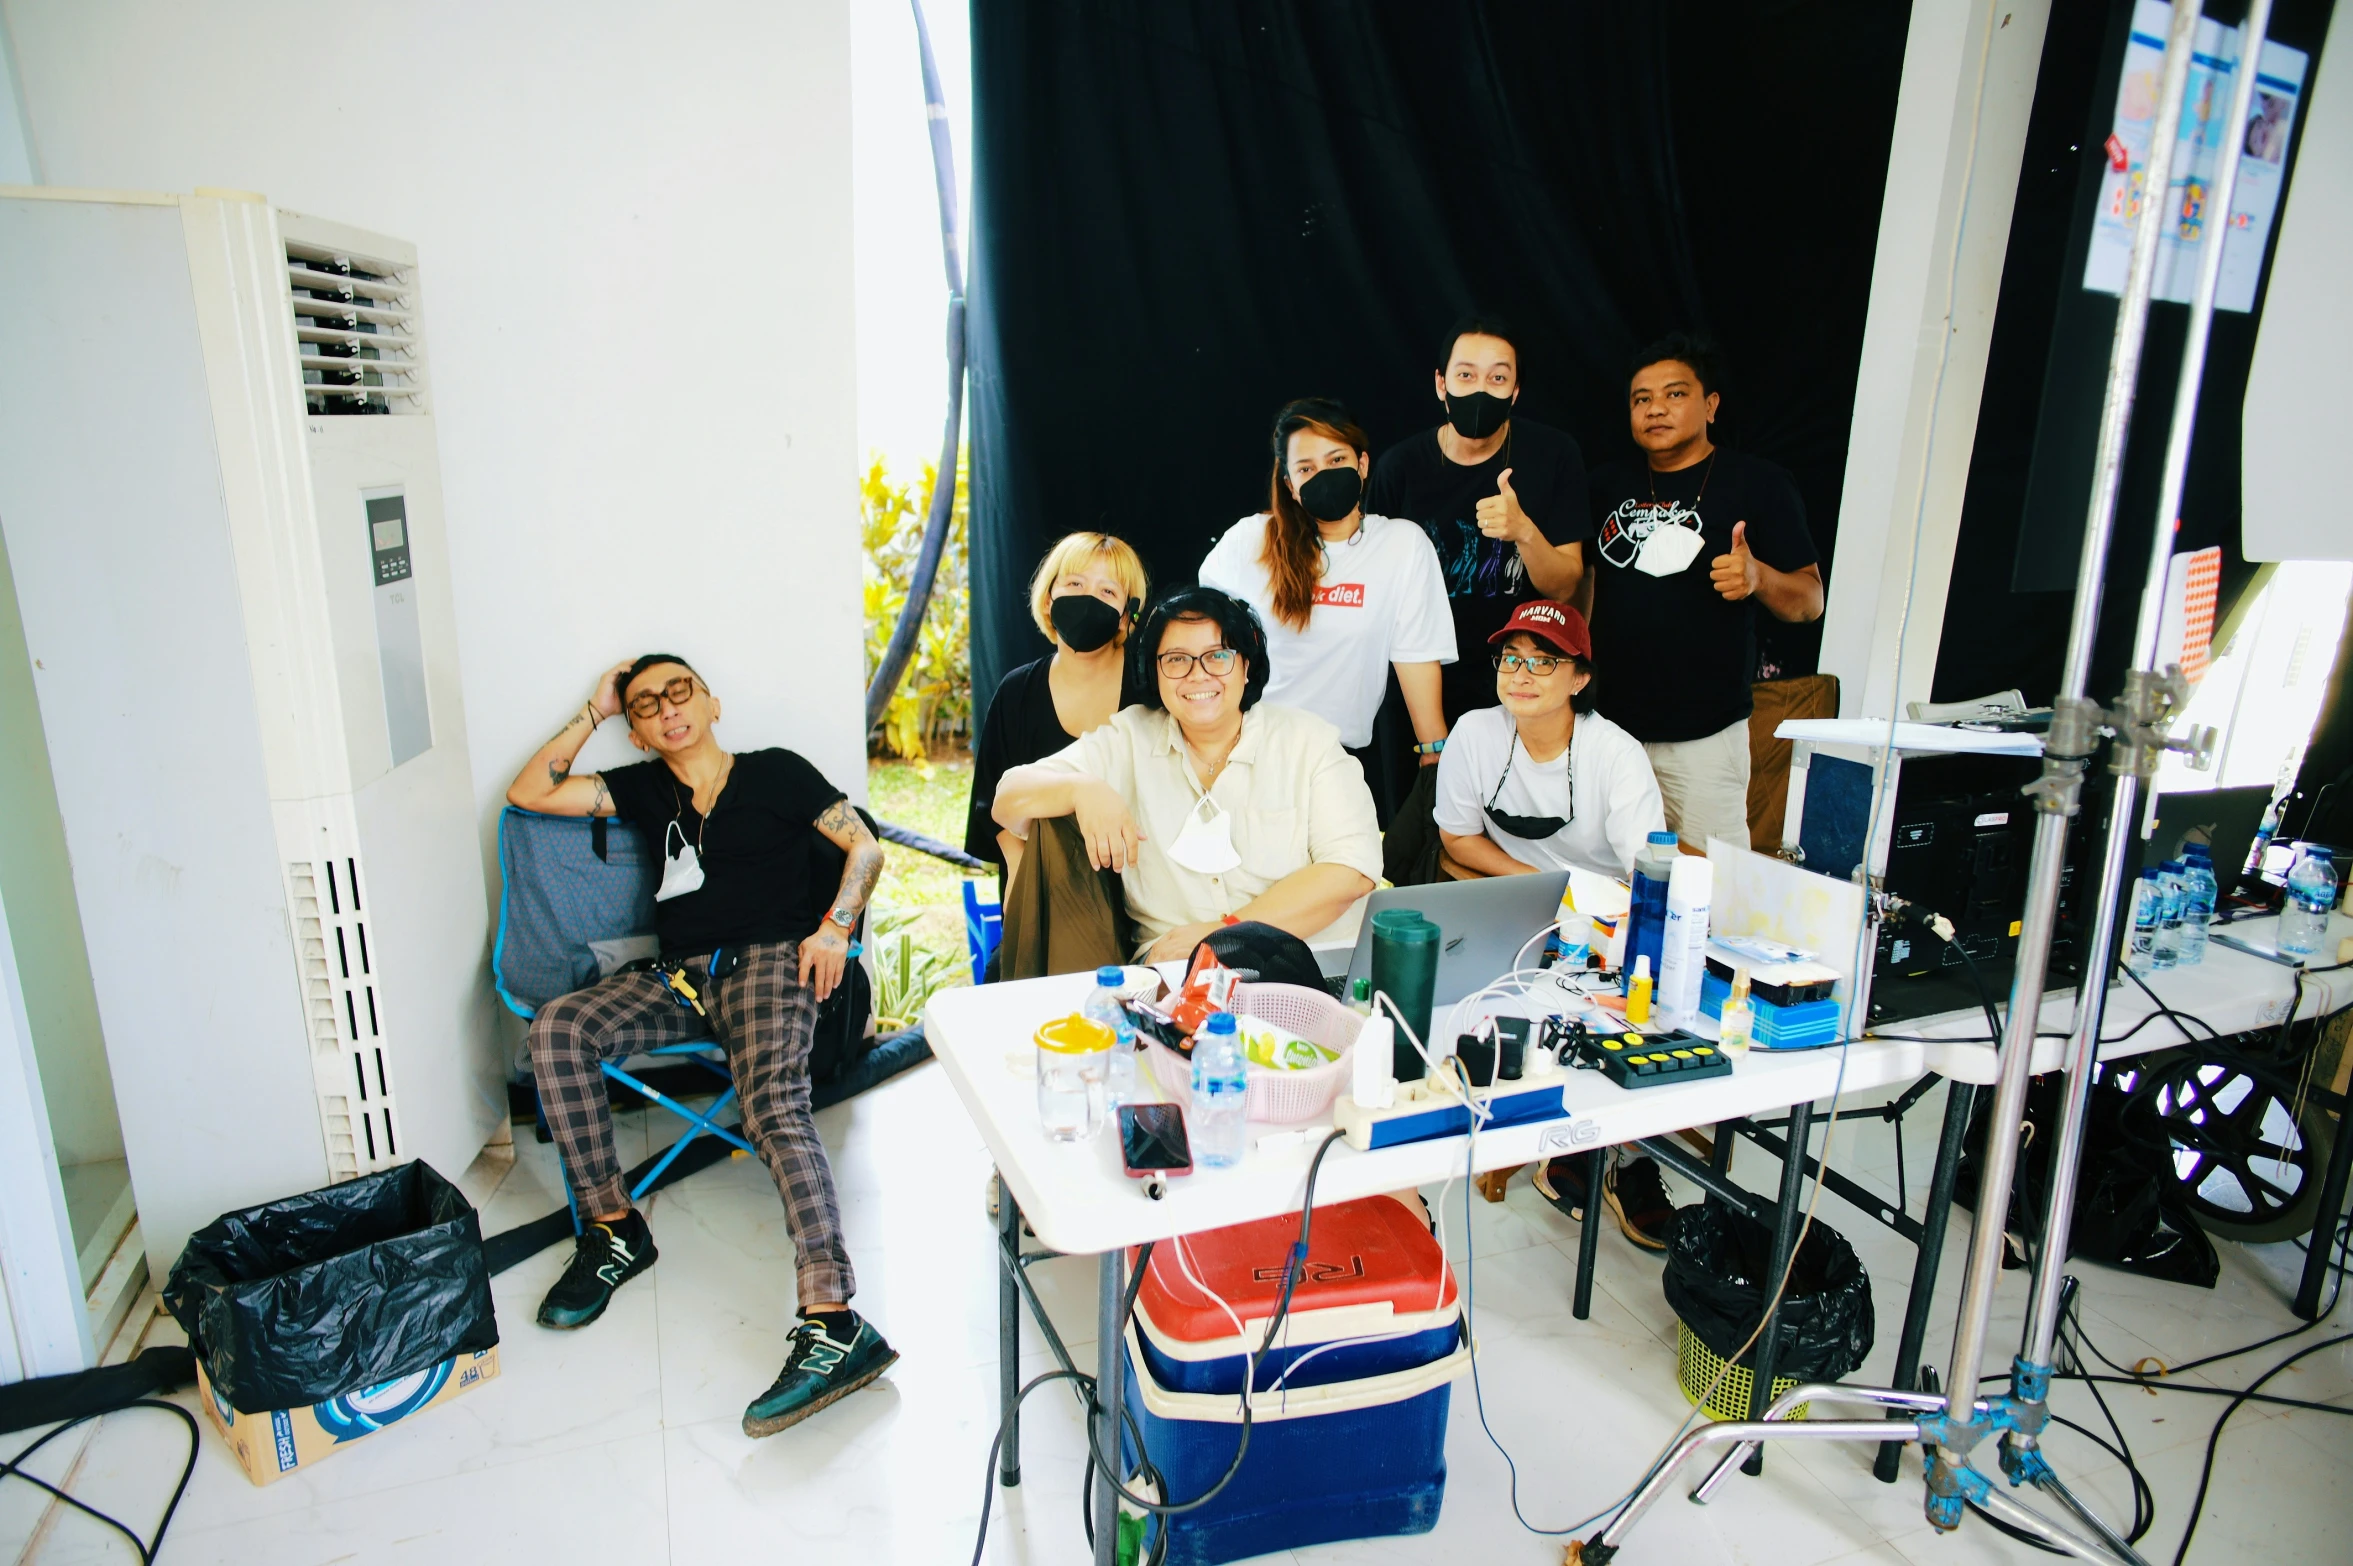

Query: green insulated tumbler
<box><xmin>1370</xmin><ymin>909</ymin><xmax>1439</xmax><ymax>1081</ymax></box>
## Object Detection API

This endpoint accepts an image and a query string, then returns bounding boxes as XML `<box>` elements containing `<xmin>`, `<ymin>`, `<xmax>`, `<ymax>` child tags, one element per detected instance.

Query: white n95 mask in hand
<box><xmin>1165</xmin><ymin>794</ymin><xmax>1242</xmax><ymax>876</ymax></box>
<box><xmin>1635</xmin><ymin>522</ymin><xmax>1705</xmax><ymax>578</ymax></box>
<box><xmin>655</xmin><ymin>820</ymin><xmax>706</xmax><ymax>902</ymax></box>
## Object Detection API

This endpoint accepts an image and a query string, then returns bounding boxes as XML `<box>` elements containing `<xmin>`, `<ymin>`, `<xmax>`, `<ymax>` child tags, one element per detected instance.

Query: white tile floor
<box><xmin>7</xmin><ymin>1063</ymin><xmax>2349</xmax><ymax>1565</ymax></box>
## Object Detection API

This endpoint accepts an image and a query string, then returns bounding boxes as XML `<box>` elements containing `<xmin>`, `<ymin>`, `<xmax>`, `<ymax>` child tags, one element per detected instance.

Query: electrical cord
<box><xmin>2170</xmin><ymin>1332</ymin><xmax>2352</xmax><ymax>1566</ymax></box>
<box><xmin>1</xmin><ymin>1400</ymin><xmax>199</xmax><ymax>1565</ymax></box>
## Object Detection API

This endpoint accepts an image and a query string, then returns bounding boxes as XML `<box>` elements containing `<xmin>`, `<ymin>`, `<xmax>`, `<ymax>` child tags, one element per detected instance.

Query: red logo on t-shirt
<box><xmin>1313</xmin><ymin>583</ymin><xmax>1366</xmax><ymax>608</ymax></box>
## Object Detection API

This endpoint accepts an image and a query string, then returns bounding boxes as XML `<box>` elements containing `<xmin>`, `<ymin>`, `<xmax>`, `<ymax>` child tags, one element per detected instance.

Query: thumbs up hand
<box><xmin>1710</xmin><ymin>520</ymin><xmax>1760</xmax><ymax>601</ymax></box>
<box><xmin>1474</xmin><ymin>467</ymin><xmax>1535</xmax><ymax>545</ymax></box>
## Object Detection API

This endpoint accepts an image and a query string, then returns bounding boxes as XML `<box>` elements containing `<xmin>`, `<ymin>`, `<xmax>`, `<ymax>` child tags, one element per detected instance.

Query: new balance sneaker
<box><xmin>742</xmin><ymin>1313</ymin><xmax>900</xmax><ymax>1438</ymax></box>
<box><xmin>1605</xmin><ymin>1156</ymin><xmax>1677</xmax><ymax>1251</ymax></box>
<box><xmin>536</xmin><ymin>1210</ymin><xmax>656</xmax><ymax>1329</ymax></box>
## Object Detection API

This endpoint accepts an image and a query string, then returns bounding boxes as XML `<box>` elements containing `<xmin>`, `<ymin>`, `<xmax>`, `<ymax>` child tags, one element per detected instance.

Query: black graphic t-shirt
<box><xmin>1366</xmin><ymin>417</ymin><xmax>1589</xmax><ymax>721</ymax></box>
<box><xmin>602</xmin><ymin>747</ymin><xmax>847</xmax><ymax>955</ymax></box>
<box><xmin>1585</xmin><ymin>449</ymin><xmax>1817</xmax><ymax>745</ymax></box>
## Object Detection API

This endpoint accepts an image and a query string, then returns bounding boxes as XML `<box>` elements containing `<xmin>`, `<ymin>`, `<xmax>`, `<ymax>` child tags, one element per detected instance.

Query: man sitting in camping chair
<box><xmin>505</xmin><ymin>653</ymin><xmax>895</xmax><ymax>1438</ymax></box>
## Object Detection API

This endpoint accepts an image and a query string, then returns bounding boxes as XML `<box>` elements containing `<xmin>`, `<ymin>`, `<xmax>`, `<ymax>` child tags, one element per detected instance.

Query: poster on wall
<box><xmin>2083</xmin><ymin>0</ymin><xmax>2309</xmax><ymax>312</ymax></box>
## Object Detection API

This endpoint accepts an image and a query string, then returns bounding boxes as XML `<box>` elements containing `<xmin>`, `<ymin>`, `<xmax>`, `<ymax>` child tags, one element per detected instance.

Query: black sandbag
<box><xmin>1662</xmin><ymin>1200</ymin><xmax>1875</xmax><ymax>1381</ymax></box>
<box><xmin>162</xmin><ymin>1161</ymin><xmax>497</xmax><ymax>1415</ymax></box>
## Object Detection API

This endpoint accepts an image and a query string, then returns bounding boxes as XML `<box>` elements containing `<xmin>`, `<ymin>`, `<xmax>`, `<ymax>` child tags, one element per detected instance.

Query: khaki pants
<box><xmin>1643</xmin><ymin>718</ymin><xmax>1752</xmax><ymax>852</ymax></box>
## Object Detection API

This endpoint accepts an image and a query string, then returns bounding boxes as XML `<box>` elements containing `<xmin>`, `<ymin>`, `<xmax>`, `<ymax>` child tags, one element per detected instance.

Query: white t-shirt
<box><xmin>1197</xmin><ymin>513</ymin><xmax>1456</xmax><ymax>748</ymax></box>
<box><xmin>1432</xmin><ymin>705</ymin><xmax>1665</xmax><ymax>878</ymax></box>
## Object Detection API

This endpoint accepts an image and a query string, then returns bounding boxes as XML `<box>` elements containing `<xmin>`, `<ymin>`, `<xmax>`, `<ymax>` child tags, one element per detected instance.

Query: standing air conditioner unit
<box><xmin>0</xmin><ymin>188</ymin><xmax>502</xmax><ymax>1277</ymax></box>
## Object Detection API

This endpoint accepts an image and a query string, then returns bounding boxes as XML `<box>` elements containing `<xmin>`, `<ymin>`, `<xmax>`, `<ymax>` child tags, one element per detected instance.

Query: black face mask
<box><xmin>1445</xmin><ymin>389</ymin><xmax>1515</xmax><ymax>441</ymax></box>
<box><xmin>1483</xmin><ymin>731</ymin><xmax>1571</xmax><ymax>841</ymax></box>
<box><xmin>1297</xmin><ymin>466</ymin><xmax>1363</xmax><ymax>523</ymax></box>
<box><xmin>1050</xmin><ymin>594</ymin><xmax>1123</xmax><ymax>653</ymax></box>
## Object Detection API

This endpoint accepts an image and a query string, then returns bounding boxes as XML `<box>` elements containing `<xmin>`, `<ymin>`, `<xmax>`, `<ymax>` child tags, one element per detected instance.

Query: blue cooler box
<box><xmin>1121</xmin><ymin>1197</ymin><xmax>1469</xmax><ymax>1564</ymax></box>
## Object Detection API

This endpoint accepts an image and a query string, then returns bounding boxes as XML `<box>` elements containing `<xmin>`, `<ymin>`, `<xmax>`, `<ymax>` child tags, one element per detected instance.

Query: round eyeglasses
<box><xmin>625</xmin><ymin>675</ymin><xmax>703</xmax><ymax>718</ymax></box>
<box><xmin>1156</xmin><ymin>647</ymin><xmax>1240</xmax><ymax>679</ymax></box>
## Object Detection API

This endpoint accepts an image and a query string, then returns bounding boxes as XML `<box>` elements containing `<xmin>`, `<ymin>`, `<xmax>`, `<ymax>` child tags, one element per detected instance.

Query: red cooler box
<box><xmin>1123</xmin><ymin>1196</ymin><xmax>1468</xmax><ymax>1564</ymax></box>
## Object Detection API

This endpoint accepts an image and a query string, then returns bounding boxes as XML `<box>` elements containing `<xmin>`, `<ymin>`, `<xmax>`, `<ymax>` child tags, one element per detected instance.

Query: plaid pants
<box><xmin>526</xmin><ymin>940</ymin><xmax>853</xmax><ymax>1306</ymax></box>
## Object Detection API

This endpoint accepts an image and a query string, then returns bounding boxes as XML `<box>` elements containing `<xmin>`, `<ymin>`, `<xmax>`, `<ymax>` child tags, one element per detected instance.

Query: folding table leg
<box><xmin>1573</xmin><ymin>1146</ymin><xmax>1604</xmax><ymax>1320</ymax></box>
<box><xmin>1742</xmin><ymin>1098</ymin><xmax>1815</xmax><ymax>1477</ymax></box>
<box><xmin>2293</xmin><ymin>1089</ymin><xmax>2353</xmax><ymax>1320</ymax></box>
<box><xmin>1095</xmin><ymin>1249</ymin><xmax>1124</xmax><ymax>1566</ymax></box>
<box><xmin>998</xmin><ymin>1178</ymin><xmax>1021</xmax><ymax>1488</ymax></box>
<box><xmin>1875</xmin><ymin>1080</ymin><xmax>1976</xmax><ymax>1482</ymax></box>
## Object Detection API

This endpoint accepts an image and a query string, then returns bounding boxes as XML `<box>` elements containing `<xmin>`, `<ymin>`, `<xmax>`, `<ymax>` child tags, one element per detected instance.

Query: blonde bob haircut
<box><xmin>1027</xmin><ymin>532</ymin><xmax>1151</xmax><ymax>645</ymax></box>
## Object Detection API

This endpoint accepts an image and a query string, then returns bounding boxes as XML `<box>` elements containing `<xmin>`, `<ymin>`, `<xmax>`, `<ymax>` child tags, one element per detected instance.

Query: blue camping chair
<box><xmin>962</xmin><ymin>876</ymin><xmax>1002</xmax><ymax>984</ymax></box>
<box><xmin>492</xmin><ymin>806</ymin><xmax>758</xmax><ymax>1227</ymax></box>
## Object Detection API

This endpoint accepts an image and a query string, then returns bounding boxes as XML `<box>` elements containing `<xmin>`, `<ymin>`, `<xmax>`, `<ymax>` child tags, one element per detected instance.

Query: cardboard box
<box><xmin>196</xmin><ymin>1347</ymin><xmax>500</xmax><ymax>1486</ymax></box>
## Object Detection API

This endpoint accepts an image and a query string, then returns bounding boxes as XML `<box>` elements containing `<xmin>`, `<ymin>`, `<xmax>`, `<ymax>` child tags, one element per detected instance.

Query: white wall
<box><xmin>2</xmin><ymin>1</ymin><xmax>865</xmax><ymax>844</ymax></box>
<box><xmin>2245</xmin><ymin>0</ymin><xmax>2353</xmax><ymax>562</ymax></box>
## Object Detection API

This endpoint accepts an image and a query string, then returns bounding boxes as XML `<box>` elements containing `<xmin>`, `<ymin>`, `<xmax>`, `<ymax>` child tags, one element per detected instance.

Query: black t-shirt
<box><xmin>1585</xmin><ymin>448</ymin><xmax>1817</xmax><ymax>744</ymax></box>
<box><xmin>965</xmin><ymin>653</ymin><xmax>1143</xmax><ymax>864</ymax></box>
<box><xmin>1365</xmin><ymin>417</ymin><xmax>1590</xmax><ymax>722</ymax></box>
<box><xmin>602</xmin><ymin>748</ymin><xmax>847</xmax><ymax>955</ymax></box>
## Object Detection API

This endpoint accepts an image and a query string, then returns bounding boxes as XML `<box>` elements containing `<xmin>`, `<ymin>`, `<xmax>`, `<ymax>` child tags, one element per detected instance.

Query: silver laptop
<box><xmin>1332</xmin><ymin>873</ymin><xmax>1573</xmax><ymax>1006</ymax></box>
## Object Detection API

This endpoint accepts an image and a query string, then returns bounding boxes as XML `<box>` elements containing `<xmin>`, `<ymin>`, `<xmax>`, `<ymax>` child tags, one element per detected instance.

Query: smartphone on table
<box><xmin>1119</xmin><ymin>1103</ymin><xmax>1193</xmax><ymax>1179</ymax></box>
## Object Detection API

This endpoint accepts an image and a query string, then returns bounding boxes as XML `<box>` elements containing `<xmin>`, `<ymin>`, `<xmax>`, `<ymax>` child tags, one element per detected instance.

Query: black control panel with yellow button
<box><xmin>1545</xmin><ymin>1019</ymin><xmax>1733</xmax><ymax>1089</ymax></box>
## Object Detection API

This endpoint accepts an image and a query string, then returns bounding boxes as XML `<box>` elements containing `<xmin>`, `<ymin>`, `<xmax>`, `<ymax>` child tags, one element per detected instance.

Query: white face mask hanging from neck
<box><xmin>655</xmin><ymin>818</ymin><xmax>707</xmax><ymax>902</ymax></box>
<box><xmin>1164</xmin><ymin>793</ymin><xmax>1242</xmax><ymax>876</ymax></box>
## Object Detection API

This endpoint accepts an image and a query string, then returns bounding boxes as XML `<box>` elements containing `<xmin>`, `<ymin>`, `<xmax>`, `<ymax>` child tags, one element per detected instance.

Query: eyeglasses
<box><xmin>1491</xmin><ymin>652</ymin><xmax>1564</xmax><ymax>677</ymax></box>
<box><xmin>625</xmin><ymin>676</ymin><xmax>702</xmax><ymax>718</ymax></box>
<box><xmin>1156</xmin><ymin>647</ymin><xmax>1239</xmax><ymax>680</ymax></box>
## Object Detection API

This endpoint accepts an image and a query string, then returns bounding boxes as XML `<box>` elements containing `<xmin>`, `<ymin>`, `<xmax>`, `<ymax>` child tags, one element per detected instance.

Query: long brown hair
<box><xmin>1260</xmin><ymin>398</ymin><xmax>1369</xmax><ymax>631</ymax></box>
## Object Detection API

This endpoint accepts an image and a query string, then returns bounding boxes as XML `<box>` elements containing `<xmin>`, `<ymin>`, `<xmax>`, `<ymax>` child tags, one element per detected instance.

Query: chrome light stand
<box><xmin>1572</xmin><ymin>3</ymin><xmax>2251</xmax><ymax>1559</ymax></box>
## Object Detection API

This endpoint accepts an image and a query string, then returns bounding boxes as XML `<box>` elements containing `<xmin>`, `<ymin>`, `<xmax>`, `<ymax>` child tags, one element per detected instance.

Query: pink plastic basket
<box><xmin>1144</xmin><ymin>981</ymin><xmax>1362</xmax><ymax>1123</ymax></box>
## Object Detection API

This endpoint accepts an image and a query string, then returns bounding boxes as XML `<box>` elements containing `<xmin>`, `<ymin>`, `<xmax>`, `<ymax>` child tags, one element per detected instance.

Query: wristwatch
<box><xmin>826</xmin><ymin>904</ymin><xmax>857</xmax><ymax>933</ymax></box>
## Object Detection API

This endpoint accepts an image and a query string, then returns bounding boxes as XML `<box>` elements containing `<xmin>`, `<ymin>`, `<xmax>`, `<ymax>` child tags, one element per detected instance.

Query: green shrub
<box><xmin>862</xmin><ymin>453</ymin><xmax>971</xmax><ymax>763</ymax></box>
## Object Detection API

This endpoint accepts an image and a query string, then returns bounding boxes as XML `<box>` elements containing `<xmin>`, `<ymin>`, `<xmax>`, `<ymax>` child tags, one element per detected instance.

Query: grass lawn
<box><xmin>866</xmin><ymin>752</ymin><xmax>986</xmax><ymax>1002</ymax></box>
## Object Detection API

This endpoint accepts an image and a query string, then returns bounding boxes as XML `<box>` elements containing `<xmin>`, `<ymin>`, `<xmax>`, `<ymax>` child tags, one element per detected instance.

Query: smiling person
<box><xmin>504</xmin><ymin>654</ymin><xmax>895</xmax><ymax>1439</ymax></box>
<box><xmin>1588</xmin><ymin>333</ymin><xmax>1822</xmax><ymax>849</ymax></box>
<box><xmin>965</xmin><ymin>533</ymin><xmax>1150</xmax><ymax>890</ymax></box>
<box><xmin>1198</xmin><ymin>398</ymin><xmax>1454</xmax><ymax>824</ymax></box>
<box><xmin>991</xmin><ymin>586</ymin><xmax>1380</xmax><ymax>963</ymax></box>
<box><xmin>1366</xmin><ymin>315</ymin><xmax>1590</xmax><ymax>725</ymax></box>
<box><xmin>1433</xmin><ymin>601</ymin><xmax>1664</xmax><ymax>881</ymax></box>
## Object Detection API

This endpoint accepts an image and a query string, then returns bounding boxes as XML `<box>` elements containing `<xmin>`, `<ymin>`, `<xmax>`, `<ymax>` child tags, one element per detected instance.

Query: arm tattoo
<box><xmin>590</xmin><ymin>774</ymin><xmax>612</xmax><ymax>815</ymax></box>
<box><xmin>546</xmin><ymin>756</ymin><xmax>571</xmax><ymax>787</ymax></box>
<box><xmin>845</xmin><ymin>840</ymin><xmax>884</xmax><ymax>906</ymax></box>
<box><xmin>815</xmin><ymin>798</ymin><xmax>857</xmax><ymax>835</ymax></box>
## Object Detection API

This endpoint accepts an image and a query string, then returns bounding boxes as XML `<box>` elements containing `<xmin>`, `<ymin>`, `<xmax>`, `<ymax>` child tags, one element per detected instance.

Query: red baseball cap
<box><xmin>1488</xmin><ymin>599</ymin><xmax>1591</xmax><ymax>660</ymax></box>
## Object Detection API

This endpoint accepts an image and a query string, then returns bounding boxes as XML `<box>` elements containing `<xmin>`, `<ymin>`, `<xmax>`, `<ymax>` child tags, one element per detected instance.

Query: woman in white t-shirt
<box><xmin>1198</xmin><ymin>398</ymin><xmax>1455</xmax><ymax>817</ymax></box>
<box><xmin>1433</xmin><ymin>599</ymin><xmax>1665</xmax><ymax>880</ymax></box>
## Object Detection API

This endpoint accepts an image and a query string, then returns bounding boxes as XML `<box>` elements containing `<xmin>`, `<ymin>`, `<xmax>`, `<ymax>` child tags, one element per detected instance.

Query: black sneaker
<box><xmin>1605</xmin><ymin>1157</ymin><xmax>1677</xmax><ymax>1252</ymax></box>
<box><xmin>1534</xmin><ymin>1155</ymin><xmax>1591</xmax><ymax>1221</ymax></box>
<box><xmin>536</xmin><ymin>1210</ymin><xmax>657</xmax><ymax>1329</ymax></box>
<box><xmin>742</xmin><ymin>1313</ymin><xmax>900</xmax><ymax>1438</ymax></box>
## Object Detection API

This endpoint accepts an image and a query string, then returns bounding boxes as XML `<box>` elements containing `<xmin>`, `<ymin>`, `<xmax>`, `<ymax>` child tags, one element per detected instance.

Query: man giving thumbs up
<box><xmin>1585</xmin><ymin>333</ymin><xmax>1822</xmax><ymax>849</ymax></box>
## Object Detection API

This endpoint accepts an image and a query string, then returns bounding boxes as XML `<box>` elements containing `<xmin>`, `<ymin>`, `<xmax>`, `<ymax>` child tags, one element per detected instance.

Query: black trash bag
<box><xmin>1954</xmin><ymin>1069</ymin><xmax>2218</xmax><ymax>1288</ymax></box>
<box><xmin>162</xmin><ymin>1161</ymin><xmax>498</xmax><ymax>1415</ymax></box>
<box><xmin>1662</xmin><ymin>1200</ymin><xmax>1875</xmax><ymax>1381</ymax></box>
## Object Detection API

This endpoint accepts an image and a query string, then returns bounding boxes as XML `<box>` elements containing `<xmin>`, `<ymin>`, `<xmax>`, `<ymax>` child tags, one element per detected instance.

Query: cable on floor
<box><xmin>1</xmin><ymin>1400</ymin><xmax>199</xmax><ymax>1566</ymax></box>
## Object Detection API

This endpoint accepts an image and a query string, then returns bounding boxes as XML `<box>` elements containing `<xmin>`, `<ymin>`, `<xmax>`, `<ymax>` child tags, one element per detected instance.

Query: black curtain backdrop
<box><xmin>967</xmin><ymin>1</ymin><xmax>1912</xmax><ymax>710</ymax></box>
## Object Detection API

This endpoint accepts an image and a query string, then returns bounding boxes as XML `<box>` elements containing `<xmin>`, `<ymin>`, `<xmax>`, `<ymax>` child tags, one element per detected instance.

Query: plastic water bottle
<box><xmin>2127</xmin><ymin>868</ymin><xmax>2162</xmax><ymax>976</ymax></box>
<box><xmin>1189</xmin><ymin>1012</ymin><xmax>1249</xmax><ymax>1169</ymax></box>
<box><xmin>2174</xmin><ymin>845</ymin><xmax>2217</xmax><ymax>967</ymax></box>
<box><xmin>1083</xmin><ymin>966</ymin><xmax>1139</xmax><ymax>1108</ymax></box>
<box><xmin>2150</xmin><ymin>860</ymin><xmax>2185</xmax><ymax>970</ymax></box>
<box><xmin>1657</xmin><ymin>856</ymin><xmax>1713</xmax><ymax>1027</ymax></box>
<box><xmin>2279</xmin><ymin>846</ymin><xmax>2339</xmax><ymax>963</ymax></box>
<box><xmin>1625</xmin><ymin>831</ymin><xmax>1679</xmax><ymax>995</ymax></box>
